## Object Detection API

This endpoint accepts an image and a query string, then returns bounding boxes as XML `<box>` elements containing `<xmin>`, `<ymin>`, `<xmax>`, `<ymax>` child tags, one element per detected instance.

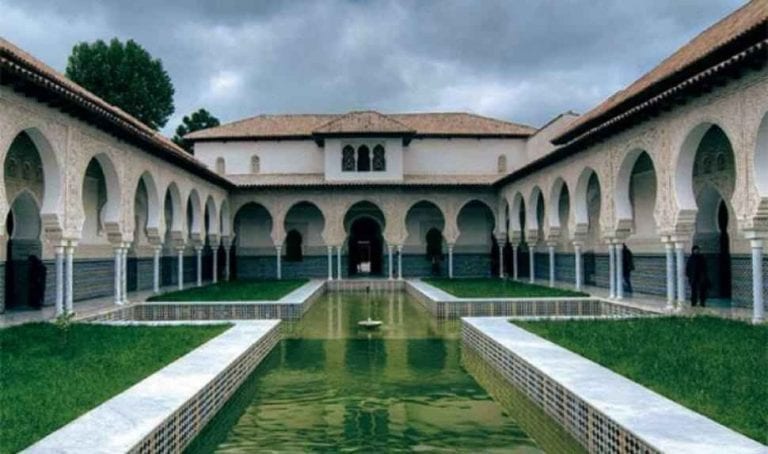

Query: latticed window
<box><xmin>215</xmin><ymin>157</ymin><xmax>225</xmax><ymax>174</ymax></box>
<box><xmin>342</xmin><ymin>145</ymin><xmax>355</xmax><ymax>171</ymax></box>
<box><xmin>251</xmin><ymin>155</ymin><xmax>260</xmax><ymax>174</ymax></box>
<box><xmin>373</xmin><ymin>145</ymin><xmax>386</xmax><ymax>171</ymax></box>
<box><xmin>357</xmin><ymin>145</ymin><xmax>371</xmax><ymax>171</ymax></box>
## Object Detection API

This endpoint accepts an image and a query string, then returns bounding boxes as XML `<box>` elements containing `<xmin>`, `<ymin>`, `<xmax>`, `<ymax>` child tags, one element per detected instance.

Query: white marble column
<box><xmin>548</xmin><ymin>243</ymin><xmax>555</xmax><ymax>287</ymax></box>
<box><xmin>212</xmin><ymin>245</ymin><xmax>218</xmax><ymax>284</ymax></box>
<box><xmin>608</xmin><ymin>242</ymin><xmax>616</xmax><ymax>299</ymax></box>
<box><xmin>388</xmin><ymin>244</ymin><xmax>394</xmax><ymax>280</ymax></box>
<box><xmin>121</xmin><ymin>244</ymin><xmax>128</xmax><ymax>303</ymax></box>
<box><xmin>498</xmin><ymin>239</ymin><xmax>505</xmax><ymax>278</ymax></box>
<box><xmin>675</xmin><ymin>242</ymin><xmax>686</xmax><ymax>308</ymax></box>
<box><xmin>55</xmin><ymin>245</ymin><xmax>64</xmax><ymax>316</ymax></box>
<box><xmin>225</xmin><ymin>243</ymin><xmax>231</xmax><ymax>281</ymax></box>
<box><xmin>750</xmin><ymin>239</ymin><xmax>764</xmax><ymax>324</ymax></box>
<box><xmin>153</xmin><ymin>246</ymin><xmax>161</xmax><ymax>293</ymax></box>
<box><xmin>337</xmin><ymin>245</ymin><xmax>343</xmax><ymax>279</ymax></box>
<box><xmin>114</xmin><ymin>247</ymin><xmax>123</xmax><ymax>305</ymax></box>
<box><xmin>512</xmin><ymin>245</ymin><xmax>518</xmax><ymax>280</ymax></box>
<box><xmin>196</xmin><ymin>247</ymin><xmax>203</xmax><ymax>286</ymax></box>
<box><xmin>664</xmin><ymin>241</ymin><xmax>675</xmax><ymax>311</ymax></box>
<box><xmin>275</xmin><ymin>245</ymin><xmax>282</xmax><ymax>280</ymax></box>
<box><xmin>528</xmin><ymin>247</ymin><xmax>535</xmax><ymax>284</ymax></box>
<box><xmin>397</xmin><ymin>245</ymin><xmax>403</xmax><ymax>280</ymax></box>
<box><xmin>615</xmin><ymin>242</ymin><xmax>624</xmax><ymax>300</ymax></box>
<box><xmin>574</xmin><ymin>242</ymin><xmax>583</xmax><ymax>291</ymax></box>
<box><xmin>448</xmin><ymin>244</ymin><xmax>454</xmax><ymax>279</ymax></box>
<box><xmin>65</xmin><ymin>243</ymin><xmax>74</xmax><ymax>314</ymax></box>
<box><xmin>177</xmin><ymin>248</ymin><xmax>184</xmax><ymax>290</ymax></box>
<box><xmin>327</xmin><ymin>246</ymin><xmax>334</xmax><ymax>280</ymax></box>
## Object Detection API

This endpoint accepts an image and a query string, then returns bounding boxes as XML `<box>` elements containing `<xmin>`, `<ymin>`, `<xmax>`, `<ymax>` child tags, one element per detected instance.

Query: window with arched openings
<box><xmin>497</xmin><ymin>155</ymin><xmax>508</xmax><ymax>174</ymax></box>
<box><xmin>251</xmin><ymin>155</ymin><xmax>260</xmax><ymax>174</ymax></box>
<box><xmin>215</xmin><ymin>157</ymin><xmax>226</xmax><ymax>174</ymax></box>
<box><xmin>342</xmin><ymin>145</ymin><xmax>356</xmax><ymax>171</ymax></box>
<box><xmin>357</xmin><ymin>145</ymin><xmax>371</xmax><ymax>171</ymax></box>
<box><xmin>373</xmin><ymin>145</ymin><xmax>386</xmax><ymax>171</ymax></box>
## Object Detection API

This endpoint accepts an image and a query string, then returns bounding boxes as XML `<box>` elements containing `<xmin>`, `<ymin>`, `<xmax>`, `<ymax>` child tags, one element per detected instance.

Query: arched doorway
<box><xmin>283</xmin><ymin>201</ymin><xmax>325</xmax><ymax>278</ymax></box>
<box><xmin>232</xmin><ymin>202</ymin><xmax>273</xmax><ymax>279</ymax></box>
<box><xmin>686</xmin><ymin>125</ymin><xmax>736</xmax><ymax>306</ymax></box>
<box><xmin>404</xmin><ymin>201</ymin><xmax>446</xmax><ymax>277</ymax></box>
<box><xmin>456</xmin><ymin>200</ymin><xmax>496</xmax><ymax>277</ymax></box>
<box><xmin>348</xmin><ymin>217</ymin><xmax>383</xmax><ymax>276</ymax></box>
<box><xmin>4</xmin><ymin>192</ymin><xmax>43</xmax><ymax>309</ymax></box>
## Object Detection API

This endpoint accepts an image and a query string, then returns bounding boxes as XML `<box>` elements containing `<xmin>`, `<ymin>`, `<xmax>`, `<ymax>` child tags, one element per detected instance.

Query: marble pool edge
<box><xmin>461</xmin><ymin>317</ymin><xmax>766</xmax><ymax>454</ymax></box>
<box><xmin>24</xmin><ymin>320</ymin><xmax>282</xmax><ymax>454</ymax></box>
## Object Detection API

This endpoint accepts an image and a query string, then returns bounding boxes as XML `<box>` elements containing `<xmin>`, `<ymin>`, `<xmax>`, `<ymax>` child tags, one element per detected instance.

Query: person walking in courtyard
<box><xmin>622</xmin><ymin>244</ymin><xmax>634</xmax><ymax>295</ymax></box>
<box><xmin>686</xmin><ymin>245</ymin><xmax>709</xmax><ymax>307</ymax></box>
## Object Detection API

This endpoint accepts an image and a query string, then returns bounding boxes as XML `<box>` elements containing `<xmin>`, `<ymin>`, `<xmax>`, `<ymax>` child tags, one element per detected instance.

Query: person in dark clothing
<box><xmin>28</xmin><ymin>255</ymin><xmax>47</xmax><ymax>308</ymax></box>
<box><xmin>621</xmin><ymin>244</ymin><xmax>635</xmax><ymax>295</ymax></box>
<box><xmin>685</xmin><ymin>245</ymin><xmax>709</xmax><ymax>307</ymax></box>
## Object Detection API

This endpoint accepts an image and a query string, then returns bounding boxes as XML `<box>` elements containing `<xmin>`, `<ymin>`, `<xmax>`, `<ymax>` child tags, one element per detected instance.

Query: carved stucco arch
<box><xmin>0</xmin><ymin>125</ymin><xmax>65</xmax><ymax>239</ymax></box>
<box><xmin>671</xmin><ymin>118</ymin><xmax>740</xmax><ymax>233</ymax></box>
<box><xmin>404</xmin><ymin>199</ymin><xmax>448</xmax><ymax>245</ymax></box>
<box><xmin>614</xmin><ymin>147</ymin><xmax>660</xmax><ymax>237</ymax></box>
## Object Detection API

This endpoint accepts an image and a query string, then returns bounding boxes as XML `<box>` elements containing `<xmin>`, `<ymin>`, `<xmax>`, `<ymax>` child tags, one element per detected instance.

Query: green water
<box><xmin>188</xmin><ymin>292</ymin><xmax>573</xmax><ymax>453</ymax></box>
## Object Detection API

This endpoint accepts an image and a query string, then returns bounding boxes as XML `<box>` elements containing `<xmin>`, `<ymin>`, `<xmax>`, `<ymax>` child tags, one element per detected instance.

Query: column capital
<box><xmin>571</xmin><ymin>240</ymin><xmax>584</xmax><ymax>248</ymax></box>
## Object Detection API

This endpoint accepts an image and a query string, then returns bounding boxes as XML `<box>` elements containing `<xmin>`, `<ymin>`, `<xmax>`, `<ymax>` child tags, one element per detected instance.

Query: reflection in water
<box><xmin>187</xmin><ymin>292</ymin><xmax>543</xmax><ymax>453</ymax></box>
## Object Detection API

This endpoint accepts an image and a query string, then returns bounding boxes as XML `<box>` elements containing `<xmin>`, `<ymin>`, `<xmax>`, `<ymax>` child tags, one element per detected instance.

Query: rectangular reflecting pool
<box><xmin>187</xmin><ymin>291</ymin><xmax>582</xmax><ymax>453</ymax></box>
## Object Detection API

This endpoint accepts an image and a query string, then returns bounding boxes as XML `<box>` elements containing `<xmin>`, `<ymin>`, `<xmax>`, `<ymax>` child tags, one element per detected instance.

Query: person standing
<box><xmin>685</xmin><ymin>245</ymin><xmax>709</xmax><ymax>307</ymax></box>
<box><xmin>621</xmin><ymin>244</ymin><xmax>635</xmax><ymax>295</ymax></box>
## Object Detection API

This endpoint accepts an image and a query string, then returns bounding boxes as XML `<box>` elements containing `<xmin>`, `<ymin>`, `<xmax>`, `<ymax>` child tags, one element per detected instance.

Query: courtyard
<box><xmin>1</xmin><ymin>0</ymin><xmax>767</xmax><ymax>452</ymax></box>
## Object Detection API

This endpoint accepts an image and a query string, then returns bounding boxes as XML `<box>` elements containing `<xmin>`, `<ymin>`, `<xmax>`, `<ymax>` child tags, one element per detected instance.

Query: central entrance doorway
<box><xmin>348</xmin><ymin>217</ymin><xmax>383</xmax><ymax>276</ymax></box>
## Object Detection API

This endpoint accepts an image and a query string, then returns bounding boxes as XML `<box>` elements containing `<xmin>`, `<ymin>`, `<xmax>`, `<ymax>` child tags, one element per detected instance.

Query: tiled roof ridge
<box><xmin>554</xmin><ymin>0</ymin><xmax>768</xmax><ymax>145</ymax></box>
<box><xmin>0</xmin><ymin>37</ymin><xmax>232</xmax><ymax>187</ymax></box>
<box><xmin>312</xmin><ymin>110</ymin><xmax>416</xmax><ymax>134</ymax></box>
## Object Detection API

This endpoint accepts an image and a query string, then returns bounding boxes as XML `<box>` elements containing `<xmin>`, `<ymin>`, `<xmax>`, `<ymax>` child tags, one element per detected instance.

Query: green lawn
<box><xmin>515</xmin><ymin>317</ymin><xmax>767</xmax><ymax>443</ymax></box>
<box><xmin>423</xmin><ymin>278</ymin><xmax>587</xmax><ymax>298</ymax></box>
<box><xmin>147</xmin><ymin>279</ymin><xmax>309</xmax><ymax>302</ymax></box>
<box><xmin>0</xmin><ymin>322</ymin><xmax>229</xmax><ymax>452</ymax></box>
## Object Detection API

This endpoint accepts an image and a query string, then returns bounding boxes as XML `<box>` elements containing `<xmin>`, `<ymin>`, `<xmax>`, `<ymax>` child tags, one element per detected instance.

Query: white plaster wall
<box><xmin>324</xmin><ymin>138</ymin><xmax>403</xmax><ymax>181</ymax></box>
<box><xmin>405</xmin><ymin>138</ymin><xmax>527</xmax><ymax>175</ymax></box>
<box><xmin>194</xmin><ymin>140</ymin><xmax>323</xmax><ymax>175</ymax></box>
<box><xmin>526</xmin><ymin>113</ymin><xmax>579</xmax><ymax>163</ymax></box>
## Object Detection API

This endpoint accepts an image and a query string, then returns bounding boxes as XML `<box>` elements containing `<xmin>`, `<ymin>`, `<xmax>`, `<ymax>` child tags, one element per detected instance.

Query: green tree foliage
<box><xmin>172</xmin><ymin>108</ymin><xmax>221</xmax><ymax>152</ymax></box>
<box><xmin>65</xmin><ymin>38</ymin><xmax>175</xmax><ymax>130</ymax></box>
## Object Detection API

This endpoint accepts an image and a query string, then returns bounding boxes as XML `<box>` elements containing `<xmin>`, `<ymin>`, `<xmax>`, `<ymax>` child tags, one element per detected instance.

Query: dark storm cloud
<box><xmin>0</xmin><ymin>0</ymin><xmax>746</xmax><ymax>134</ymax></box>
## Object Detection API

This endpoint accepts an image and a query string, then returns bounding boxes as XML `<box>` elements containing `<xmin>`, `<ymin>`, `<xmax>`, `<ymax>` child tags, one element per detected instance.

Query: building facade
<box><xmin>1</xmin><ymin>0</ymin><xmax>766</xmax><ymax>321</ymax></box>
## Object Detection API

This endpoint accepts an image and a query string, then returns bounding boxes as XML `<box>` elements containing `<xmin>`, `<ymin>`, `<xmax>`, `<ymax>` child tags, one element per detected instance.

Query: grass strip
<box><xmin>515</xmin><ymin>316</ymin><xmax>767</xmax><ymax>443</ymax></box>
<box><xmin>0</xmin><ymin>322</ymin><xmax>229</xmax><ymax>452</ymax></box>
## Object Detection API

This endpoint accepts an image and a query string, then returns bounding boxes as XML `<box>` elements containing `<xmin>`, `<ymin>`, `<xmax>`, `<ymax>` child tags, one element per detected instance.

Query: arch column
<box><xmin>447</xmin><ymin>243</ymin><xmax>455</xmax><ymax>279</ymax></box>
<box><xmin>608</xmin><ymin>240</ymin><xmax>616</xmax><ymax>299</ymax></box>
<box><xmin>152</xmin><ymin>245</ymin><xmax>162</xmax><ymax>293</ymax></box>
<box><xmin>327</xmin><ymin>245</ymin><xmax>334</xmax><ymax>280</ymax></box>
<box><xmin>662</xmin><ymin>237</ymin><xmax>675</xmax><ymax>311</ymax></box>
<box><xmin>208</xmin><ymin>234</ymin><xmax>219</xmax><ymax>284</ymax></box>
<box><xmin>221</xmin><ymin>236</ymin><xmax>232</xmax><ymax>281</ymax></box>
<box><xmin>496</xmin><ymin>233</ymin><xmax>506</xmax><ymax>278</ymax></box>
<box><xmin>673</xmin><ymin>237</ymin><xmax>687</xmax><ymax>310</ymax></box>
<box><xmin>615</xmin><ymin>240</ymin><xmax>624</xmax><ymax>300</ymax></box>
<box><xmin>527</xmin><ymin>229</ymin><xmax>538</xmax><ymax>284</ymax></box>
<box><xmin>573</xmin><ymin>241</ymin><xmax>583</xmax><ymax>291</ymax></box>
<box><xmin>65</xmin><ymin>240</ymin><xmax>76</xmax><ymax>314</ymax></box>
<box><xmin>745</xmin><ymin>231</ymin><xmax>766</xmax><ymax>324</ymax></box>
<box><xmin>54</xmin><ymin>243</ymin><xmax>65</xmax><ymax>316</ymax></box>
<box><xmin>275</xmin><ymin>245</ymin><xmax>282</xmax><ymax>280</ymax></box>
<box><xmin>397</xmin><ymin>244</ymin><xmax>403</xmax><ymax>280</ymax></box>
<box><xmin>113</xmin><ymin>245</ymin><xmax>123</xmax><ymax>305</ymax></box>
<box><xmin>195</xmin><ymin>245</ymin><xmax>203</xmax><ymax>286</ymax></box>
<box><xmin>387</xmin><ymin>244</ymin><xmax>394</xmax><ymax>280</ymax></box>
<box><xmin>176</xmin><ymin>245</ymin><xmax>185</xmax><ymax>290</ymax></box>
<box><xmin>509</xmin><ymin>231</ymin><xmax>521</xmax><ymax>281</ymax></box>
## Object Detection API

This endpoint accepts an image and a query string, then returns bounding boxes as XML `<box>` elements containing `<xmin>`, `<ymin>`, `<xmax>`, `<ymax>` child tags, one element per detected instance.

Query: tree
<box><xmin>172</xmin><ymin>108</ymin><xmax>221</xmax><ymax>152</ymax></box>
<box><xmin>65</xmin><ymin>38</ymin><xmax>175</xmax><ymax>130</ymax></box>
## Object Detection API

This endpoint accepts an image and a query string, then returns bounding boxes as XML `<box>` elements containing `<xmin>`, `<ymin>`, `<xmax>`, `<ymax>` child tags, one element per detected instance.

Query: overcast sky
<box><xmin>1</xmin><ymin>0</ymin><xmax>746</xmax><ymax>135</ymax></box>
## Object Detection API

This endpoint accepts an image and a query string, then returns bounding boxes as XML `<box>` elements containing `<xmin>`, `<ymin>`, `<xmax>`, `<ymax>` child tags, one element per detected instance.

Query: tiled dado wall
<box><xmin>462</xmin><ymin>322</ymin><xmax>658</xmax><ymax>454</ymax></box>
<box><xmin>236</xmin><ymin>253</ymin><xmax>493</xmax><ymax>280</ymax></box>
<box><xmin>130</xmin><ymin>322</ymin><xmax>281</xmax><ymax>454</ymax></box>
